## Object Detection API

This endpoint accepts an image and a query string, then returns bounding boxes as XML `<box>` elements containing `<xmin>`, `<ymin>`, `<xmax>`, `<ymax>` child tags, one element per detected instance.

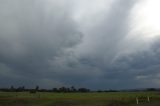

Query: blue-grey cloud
<box><xmin>0</xmin><ymin>0</ymin><xmax>160</xmax><ymax>89</ymax></box>
<box><xmin>0</xmin><ymin>0</ymin><xmax>82</xmax><ymax>88</ymax></box>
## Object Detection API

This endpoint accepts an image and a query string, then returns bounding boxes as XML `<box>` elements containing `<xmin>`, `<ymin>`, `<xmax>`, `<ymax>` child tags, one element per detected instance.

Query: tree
<box><xmin>10</xmin><ymin>85</ymin><xmax>15</xmax><ymax>91</ymax></box>
<box><xmin>78</xmin><ymin>88</ymin><xmax>90</xmax><ymax>92</ymax></box>
<box><xmin>71</xmin><ymin>86</ymin><xmax>77</xmax><ymax>92</ymax></box>
<box><xmin>35</xmin><ymin>86</ymin><xmax>39</xmax><ymax>91</ymax></box>
<box><xmin>52</xmin><ymin>88</ymin><xmax>58</xmax><ymax>92</ymax></box>
<box><xmin>59</xmin><ymin>87</ymin><xmax>67</xmax><ymax>92</ymax></box>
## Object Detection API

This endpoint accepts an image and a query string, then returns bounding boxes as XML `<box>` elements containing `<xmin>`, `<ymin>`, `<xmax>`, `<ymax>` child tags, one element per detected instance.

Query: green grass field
<box><xmin>0</xmin><ymin>92</ymin><xmax>160</xmax><ymax>106</ymax></box>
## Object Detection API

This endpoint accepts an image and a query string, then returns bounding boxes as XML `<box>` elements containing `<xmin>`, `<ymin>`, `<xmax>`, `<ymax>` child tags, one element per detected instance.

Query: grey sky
<box><xmin>0</xmin><ymin>0</ymin><xmax>160</xmax><ymax>89</ymax></box>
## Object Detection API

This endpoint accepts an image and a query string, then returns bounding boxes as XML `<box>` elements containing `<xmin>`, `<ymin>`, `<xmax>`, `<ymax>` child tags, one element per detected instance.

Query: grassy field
<box><xmin>0</xmin><ymin>92</ymin><xmax>160</xmax><ymax>106</ymax></box>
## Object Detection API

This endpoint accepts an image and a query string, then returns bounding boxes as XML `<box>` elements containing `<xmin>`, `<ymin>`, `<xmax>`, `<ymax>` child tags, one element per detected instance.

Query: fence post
<box><xmin>136</xmin><ymin>97</ymin><xmax>139</xmax><ymax>104</ymax></box>
<box><xmin>147</xmin><ymin>96</ymin><xmax>150</xmax><ymax>102</ymax></box>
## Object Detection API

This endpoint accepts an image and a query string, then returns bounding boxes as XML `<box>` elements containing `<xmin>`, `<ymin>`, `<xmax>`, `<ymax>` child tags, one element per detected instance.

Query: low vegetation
<box><xmin>0</xmin><ymin>91</ymin><xmax>160</xmax><ymax>106</ymax></box>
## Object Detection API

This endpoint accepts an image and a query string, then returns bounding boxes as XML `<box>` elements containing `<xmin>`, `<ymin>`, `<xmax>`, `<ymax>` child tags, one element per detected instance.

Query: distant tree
<box><xmin>59</xmin><ymin>87</ymin><xmax>67</xmax><ymax>92</ymax></box>
<box><xmin>78</xmin><ymin>88</ymin><xmax>90</xmax><ymax>92</ymax></box>
<box><xmin>16</xmin><ymin>86</ymin><xmax>25</xmax><ymax>92</ymax></box>
<box><xmin>146</xmin><ymin>88</ymin><xmax>156</xmax><ymax>91</ymax></box>
<box><xmin>105</xmin><ymin>89</ymin><xmax>118</xmax><ymax>92</ymax></box>
<box><xmin>71</xmin><ymin>86</ymin><xmax>77</xmax><ymax>92</ymax></box>
<box><xmin>97</xmin><ymin>90</ymin><xmax>103</xmax><ymax>92</ymax></box>
<box><xmin>22</xmin><ymin>86</ymin><xmax>25</xmax><ymax>91</ymax></box>
<box><xmin>39</xmin><ymin>89</ymin><xmax>47</xmax><ymax>92</ymax></box>
<box><xmin>35</xmin><ymin>86</ymin><xmax>39</xmax><ymax>91</ymax></box>
<box><xmin>30</xmin><ymin>89</ymin><xmax>36</xmax><ymax>93</ymax></box>
<box><xmin>10</xmin><ymin>85</ymin><xmax>15</xmax><ymax>91</ymax></box>
<box><xmin>66</xmin><ymin>88</ymin><xmax>71</xmax><ymax>92</ymax></box>
<box><xmin>52</xmin><ymin>88</ymin><xmax>58</xmax><ymax>92</ymax></box>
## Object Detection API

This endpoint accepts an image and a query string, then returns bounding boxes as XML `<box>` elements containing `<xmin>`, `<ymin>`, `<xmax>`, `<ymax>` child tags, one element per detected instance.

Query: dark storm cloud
<box><xmin>74</xmin><ymin>39</ymin><xmax>160</xmax><ymax>89</ymax></box>
<box><xmin>0</xmin><ymin>0</ymin><xmax>160</xmax><ymax>89</ymax></box>
<box><xmin>107</xmin><ymin>38</ymin><xmax>160</xmax><ymax>89</ymax></box>
<box><xmin>0</xmin><ymin>0</ymin><xmax>82</xmax><ymax>88</ymax></box>
<box><xmin>46</xmin><ymin>0</ymin><xmax>141</xmax><ymax>89</ymax></box>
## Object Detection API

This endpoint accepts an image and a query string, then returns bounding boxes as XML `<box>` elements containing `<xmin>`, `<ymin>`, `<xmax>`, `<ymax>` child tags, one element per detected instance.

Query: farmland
<box><xmin>0</xmin><ymin>92</ymin><xmax>160</xmax><ymax>106</ymax></box>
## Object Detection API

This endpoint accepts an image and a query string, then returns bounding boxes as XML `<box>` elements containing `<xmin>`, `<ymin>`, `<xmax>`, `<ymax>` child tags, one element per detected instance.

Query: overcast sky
<box><xmin>0</xmin><ymin>0</ymin><xmax>160</xmax><ymax>90</ymax></box>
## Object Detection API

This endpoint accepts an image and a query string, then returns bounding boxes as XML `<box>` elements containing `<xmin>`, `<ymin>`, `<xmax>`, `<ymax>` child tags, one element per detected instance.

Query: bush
<box><xmin>30</xmin><ymin>90</ymin><xmax>36</xmax><ymax>93</ymax></box>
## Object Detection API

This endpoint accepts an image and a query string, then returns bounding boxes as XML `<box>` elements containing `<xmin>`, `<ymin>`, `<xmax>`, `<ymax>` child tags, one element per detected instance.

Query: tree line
<box><xmin>0</xmin><ymin>86</ymin><xmax>90</xmax><ymax>93</ymax></box>
<box><xmin>0</xmin><ymin>86</ymin><xmax>159</xmax><ymax>93</ymax></box>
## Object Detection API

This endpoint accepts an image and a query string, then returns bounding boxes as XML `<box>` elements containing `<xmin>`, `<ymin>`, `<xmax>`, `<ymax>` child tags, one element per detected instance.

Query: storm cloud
<box><xmin>0</xmin><ymin>0</ymin><xmax>160</xmax><ymax>89</ymax></box>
